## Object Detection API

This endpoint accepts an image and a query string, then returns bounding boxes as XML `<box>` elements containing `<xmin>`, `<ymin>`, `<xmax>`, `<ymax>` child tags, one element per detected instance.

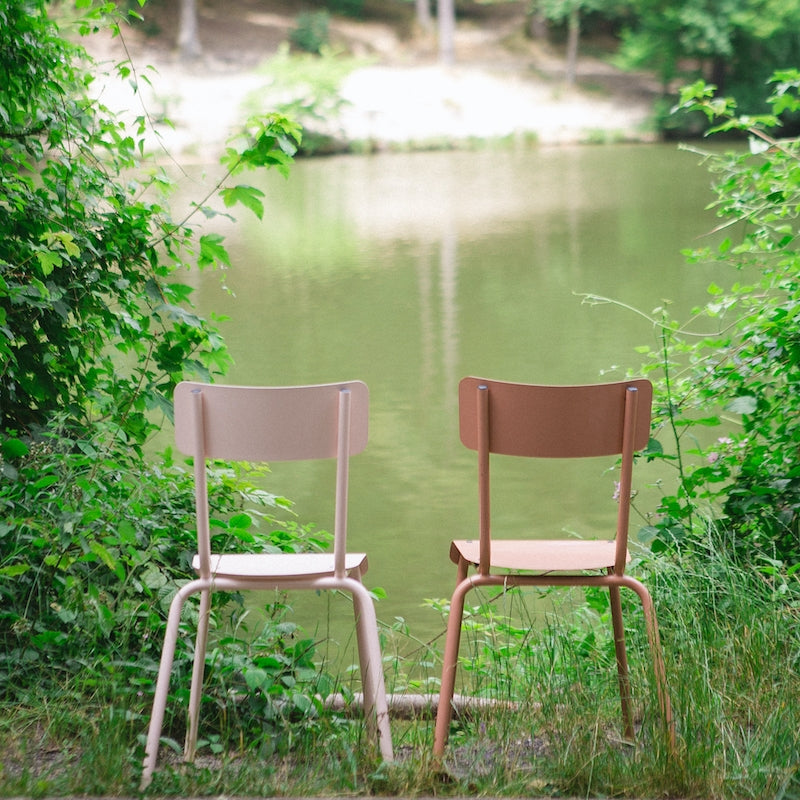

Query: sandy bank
<box><xmin>87</xmin><ymin>18</ymin><xmax>658</xmax><ymax>160</ymax></box>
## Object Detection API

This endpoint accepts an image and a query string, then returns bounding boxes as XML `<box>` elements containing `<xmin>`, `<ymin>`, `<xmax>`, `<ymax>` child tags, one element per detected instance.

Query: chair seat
<box><xmin>192</xmin><ymin>551</ymin><xmax>369</xmax><ymax>579</ymax></box>
<box><xmin>450</xmin><ymin>538</ymin><xmax>628</xmax><ymax>573</ymax></box>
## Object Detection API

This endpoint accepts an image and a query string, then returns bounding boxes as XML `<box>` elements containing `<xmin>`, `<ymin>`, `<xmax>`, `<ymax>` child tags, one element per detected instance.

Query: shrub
<box><xmin>0</xmin><ymin>0</ymin><xmax>300</xmax><ymax>445</ymax></box>
<box><xmin>0</xmin><ymin>0</ymin><xmax>335</xmax><ymax>735</ymax></box>
<box><xmin>328</xmin><ymin>0</ymin><xmax>364</xmax><ymax>18</ymax></box>
<box><xmin>0</xmin><ymin>417</ymin><xmax>337</xmax><ymax>700</ymax></box>
<box><xmin>588</xmin><ymin>71</ymin><xmax>800</xmax><ymax>566</ymax></box>
<box><xmin>289</xmin><ymin>11</ymin><xmax>330</xmax><ymax>55</ymax></box>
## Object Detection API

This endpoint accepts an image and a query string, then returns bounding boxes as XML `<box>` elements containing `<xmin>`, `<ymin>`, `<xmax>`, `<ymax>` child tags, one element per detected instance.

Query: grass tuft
<box><xmin>1</xmin><ymin>546</ymin><xmax>798</xmax><ymax>797</ymax></box>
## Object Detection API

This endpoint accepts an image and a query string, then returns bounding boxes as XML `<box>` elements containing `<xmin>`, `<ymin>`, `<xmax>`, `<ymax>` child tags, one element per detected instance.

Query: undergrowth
<box><xmin>1</xmin><ymin>545</ymin><xmax>797</xmax><ymax>798</ymax></box>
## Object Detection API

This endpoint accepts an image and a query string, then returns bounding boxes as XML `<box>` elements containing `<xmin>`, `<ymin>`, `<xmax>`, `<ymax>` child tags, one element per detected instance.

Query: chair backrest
<box><xmin>458</xmin><ymin>376</ymin><xmax>653</xmax><ymax>574</ymax></box>
<box><xmin>174</xmin><ymin>380</ymin><xmax>369</xmax><ymax>579</ymax></box>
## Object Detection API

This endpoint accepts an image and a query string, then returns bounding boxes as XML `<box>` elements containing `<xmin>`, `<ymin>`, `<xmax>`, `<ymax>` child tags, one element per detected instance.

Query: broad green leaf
<box><xmin>141</xmin><ymin>565</ymin><xmax>168</xmax><ymax>590</ymax></box>
<box><xmin>32</xmin><ymin>629</ymin><xmax>66</xmax><ymax>646</ymax></box>
<box><xmin>0</xmin><ymin>564</ymin><xmax>30</xmax><ymax>577</ymax></box>
<box><xmin>52</xmin><ymin>232</ymin><xmax>80</xmax><ymax>257</ymax></box>
<box><xmin>292</xmin><ymin>693</ymin><xmax>313</xmax><ymax>714</ymax></box>
<box><xmin>198</xmin><ymin>233</ymin><xmax>231</xmax><ymax>269</ymax></box>
<box><xmin>89</xmin><ymin>541</ymin><xmax>118</xmax><ymax>572</ymax></box>
<box><xmin>220</xmin><ymin>184</ymin><xmax>265</xmax><ymax>219</ymax></box>
<box><xmin>36</xmin><ymin>251</ymin><xmax>61</xmax><ymax>276</ymax></box>
<box><xmin>117</xmin><ymin>520</ymin><xmax>137</xmax><ymax>545</ymax></box>
<box><xmin>726</xmin><ymin>396</ymin><xmax>758</xmax><ymax>414</ymax></box>
<box><xmin>1</xmin><ymin>437</ymin><xmax>29</xmax><ymax>459</ymax></box>
<box><xmin>229</xmin><ymin>513</ymin><xmax>253</xmax><ymax>530</ymax></box>
<box><xmin>642</xmin><ymin>438</ymin><xmax>664</xmax><ymax>456</ymax></box>
<box><xmin>244</xmin><ymin>668</ymin><xmax>269</xmax><ymax>691</ymax></box>
<box><xmin>161</xmin><ymin>304</ymin><xmax>203</xmax><ymax>328</ymax></box>
<box><xmin>32</xmin><ymin>475</ymin><xmax>60</xmax><ymax>490</ymax></box>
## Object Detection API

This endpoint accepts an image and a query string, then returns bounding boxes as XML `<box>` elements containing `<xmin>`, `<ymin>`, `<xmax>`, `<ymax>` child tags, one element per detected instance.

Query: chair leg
<box><xmin>350</xmin><ymin>580</ymin><xmax>394</xmax><ymax>761</ymax></box>
<box><xmin>141</xmin><ymin>582</ymin><xmax>198</xmax><ymax>790</ymax></box>
<box><xmin>433</xmin><ymin>569</ymin><xmax>471</xmax><ymax>757</ymax></box>
<box><xmin>609</xmin><ymin>585</ymin><xmax>634</xmax><ymax>740</ymax></box>
<box><xmin>184</xmin><ymin>587</ymin><xmax>212</xmax><ymax>763</ymax></box>
<box><xmin>621</xmin><ymin>576</ymin><xmax>676</xmax><ymax>750</ymax></box>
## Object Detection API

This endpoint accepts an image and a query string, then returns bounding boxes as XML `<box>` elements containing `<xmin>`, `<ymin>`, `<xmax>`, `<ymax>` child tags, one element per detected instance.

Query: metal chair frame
<box><xmin>141</xmin><ymin>380</ymin><xmax>392</xmax><ymax>788</ymax></box>
<box><xmin>433</xmin><ymin>376</ymin><xmax>674</xmax><ymax>756</ymax></box>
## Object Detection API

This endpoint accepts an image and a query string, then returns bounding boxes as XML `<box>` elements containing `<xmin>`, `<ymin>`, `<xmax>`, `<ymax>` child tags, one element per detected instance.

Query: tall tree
<box><xmin>538</xmin><ymin>0</ymin><xmax>609</xmax><ymax>85</ymax></box>
<box><xmin>618</xmin><ymin>0</ymin><xmax>800</xmax><ymax>100</ymax></box>
<box><xmin>527</xmin><ymin>0</ymin><xmax>549</xmax><ymax>39</ymax></box>
<box><xmin>177</xmin><ymin>0</ymin><xmax>202</xmax><ymax>59</ymax></box>
<box><xmin>439</xmin><ymin>0</ymin><xmax>456</xmax><ymax>64</ymax></box>
<box><xmin>565</xmin><ymin>3</ymin><xmax>579</xmax><ymax>84</ymax></box>
<box><xmin>416</xmin><ymin>0</ymin><xmax>433</xmax><ymax>32</ymax></box>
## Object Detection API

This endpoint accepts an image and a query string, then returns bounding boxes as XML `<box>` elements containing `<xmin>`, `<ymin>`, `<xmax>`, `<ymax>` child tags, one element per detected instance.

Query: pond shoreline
<box><xmin>86</xmin><ymin>10</ymin><xmax>661</xmax><ymax>161</ymax></box>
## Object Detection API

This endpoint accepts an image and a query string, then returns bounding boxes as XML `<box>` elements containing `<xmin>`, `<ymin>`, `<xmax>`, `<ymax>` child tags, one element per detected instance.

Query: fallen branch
<box><xmin>323</xmin><ymin>693</ymin><xmax>520</xmax><ymax>719</ymax></box>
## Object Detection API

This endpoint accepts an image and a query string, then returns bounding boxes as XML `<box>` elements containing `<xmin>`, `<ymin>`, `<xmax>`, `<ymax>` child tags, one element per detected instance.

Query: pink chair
<box><xmin>141</xmin><ymin>380</ymin><xmax>392</xmax><ymax>788</ymax></box>
<box><xmin>434</xmin><ymin>376</ymin><xmax>674</xmax><ymax>756</ymax></box>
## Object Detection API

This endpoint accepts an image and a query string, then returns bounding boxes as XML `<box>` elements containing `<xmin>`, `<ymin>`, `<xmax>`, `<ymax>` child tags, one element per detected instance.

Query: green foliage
<box><xmin>3</xmin><ymin>545</ymin><xmax>799</xmax><ymax>796</ymax></box>
<box><xmin>424</xmin><ymin>587</ymin><xmax>624</xmax><ymax>712</ymax></box>
<box><xmin>247</xmin><ymin>45</ymin><xmax>367</xmax><ymax>155</ymax></box>
<box><xmin>0</xmin><ymin>0</ymin><xmax>300</xmax><ymax>445</ymax></box>
<box><xmin>0</xmin><ymin>420</ymin><xmax>332</xmax><ymax>695</ymax></box>
<box><xmin>326</xmin><ymin>0</ymin><xmax>364</xmax><ymax>18</ymax></box>
<box><xmin>289</xmin><ymin>11</ymin><xmax>331</xmax><ymax>55</ymax></box>
<box><xmin>616</xmin><ymin>0</ymin><xmax>800</xmax><ymax>110</ymax></box>
<box><xmin>417</xmin><ymin>547</ymin><xmax>799</xmax><ymax>797</ymax></box>
<box><xmin>0</xmin><ymin>0</ymin><xmax>345</xmax><ymax>747</ymax></box>
<box><xmin>536</xmin><ymin>0</ymin><xmax>615</xmax><ymax>26</ymax></box>
<box><xmin>609</xmin><ymin>70</ymin><xmax>800</xmax><ymax>563</ymax></box>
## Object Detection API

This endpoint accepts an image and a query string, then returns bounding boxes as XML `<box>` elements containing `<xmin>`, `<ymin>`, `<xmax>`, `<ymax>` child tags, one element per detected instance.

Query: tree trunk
<box><xmin>565</xmin><ymin>7</ymin><xmax>579</xmax><ymax>85</ymax></box>
<box><xmin>526</xmin><ymin>1</ymin><xmax>548</xmax><ymax>40</ymax></box>
<box><xmin>416</xmin><ymin>0</ymin><xmax>433</xmax><ymax>32</ymax></box>
<box><xmin>709</xmin><ymin>56</ymin><xmax>727</xmax><ymax>94</ymax></box>
<box><xmin>438</xmin><ymin>0</ymin><xmax>455</xmax><ymax>65</ymax></box>
<box><xmin>177</xmin><ymin>0</ymin><xmax>202</xmax><ymax>60</ymax></box>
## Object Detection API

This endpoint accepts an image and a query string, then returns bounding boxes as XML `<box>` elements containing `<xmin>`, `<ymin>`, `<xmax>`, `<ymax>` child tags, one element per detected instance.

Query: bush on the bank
<box><xmin>629</xmin><ymin>71</ymin><xmax>800</xmax><ymax>566</ymax></box>
<box><xmin>0</xmin><ymin>1</ymin><xmax>332</xmax><ymax>734</ymax></box>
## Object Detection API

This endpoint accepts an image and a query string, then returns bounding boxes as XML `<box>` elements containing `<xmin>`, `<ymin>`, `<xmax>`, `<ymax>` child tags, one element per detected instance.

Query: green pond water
<box><xmin>173</xmin><ymin>142</ymin><xmax>722</xmax><ymax>663</ymax></box>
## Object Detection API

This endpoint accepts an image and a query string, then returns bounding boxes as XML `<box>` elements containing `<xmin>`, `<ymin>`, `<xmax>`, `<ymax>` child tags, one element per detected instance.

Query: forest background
<box><xmin>89</xmin><ymin>0</ymin><xmax>800</xmax><ymax>155</ymax></box>
<box><xmin>1</xmin><ymin>0</ymin><xmax>799</xmax><ymax>797</ymax></box>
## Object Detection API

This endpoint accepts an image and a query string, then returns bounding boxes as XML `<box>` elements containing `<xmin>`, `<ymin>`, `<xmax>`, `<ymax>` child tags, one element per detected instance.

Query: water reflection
<box><xmin>174</xmin><ymin>143</ymin><xmax>721</xmax><ymax>648</ymax></box>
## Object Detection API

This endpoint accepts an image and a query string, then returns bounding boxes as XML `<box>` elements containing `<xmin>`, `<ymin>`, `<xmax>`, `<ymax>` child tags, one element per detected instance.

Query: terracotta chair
<box><xmin>141</xmin><ymin>380</ymin><xmax>392</xmax><ymax>788</ymax></box>
<box><xmin>433</xmin><ymin>376</ymin><xmax>674</xmax><ymax>756</ymax></box>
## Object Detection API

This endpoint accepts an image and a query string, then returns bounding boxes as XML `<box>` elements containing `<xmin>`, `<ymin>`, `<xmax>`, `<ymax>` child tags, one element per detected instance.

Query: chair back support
<box><xmin>458</xmin><ymin>377</ymin><xmax>652</xmax><ymax>458</ymax></box>
<box><xmin>173</xmin><ymin>380</ymin><xmax>369</xmax><ymax>579</ymax></box>
<box><xmin>174</xmin><ymin>381</ymin><xmax>369</xmax><ymax>462</ymax></box>
<box><xmin>458</xmin><ymin>377</ymin><xmax>652</xmax><ymax>575</ymax></box>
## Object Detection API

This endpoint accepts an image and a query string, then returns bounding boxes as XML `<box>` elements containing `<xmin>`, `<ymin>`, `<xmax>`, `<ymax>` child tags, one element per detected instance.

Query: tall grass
<box><xmin>1</xmin><ymin>546</ymin><xmax>798</xmax><ymax>798</ymax></box>
<box><xmin>419</xmin><ymin>546</ymin><xmax>800</xmax><ymax>799</ymax></box>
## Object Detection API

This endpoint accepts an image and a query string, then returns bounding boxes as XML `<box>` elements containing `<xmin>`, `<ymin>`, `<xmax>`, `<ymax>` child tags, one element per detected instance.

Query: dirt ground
<box><xmin>86</xmin><ymin>0</ymin><xmax>662</xmax><ymax>159</ymax></box>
